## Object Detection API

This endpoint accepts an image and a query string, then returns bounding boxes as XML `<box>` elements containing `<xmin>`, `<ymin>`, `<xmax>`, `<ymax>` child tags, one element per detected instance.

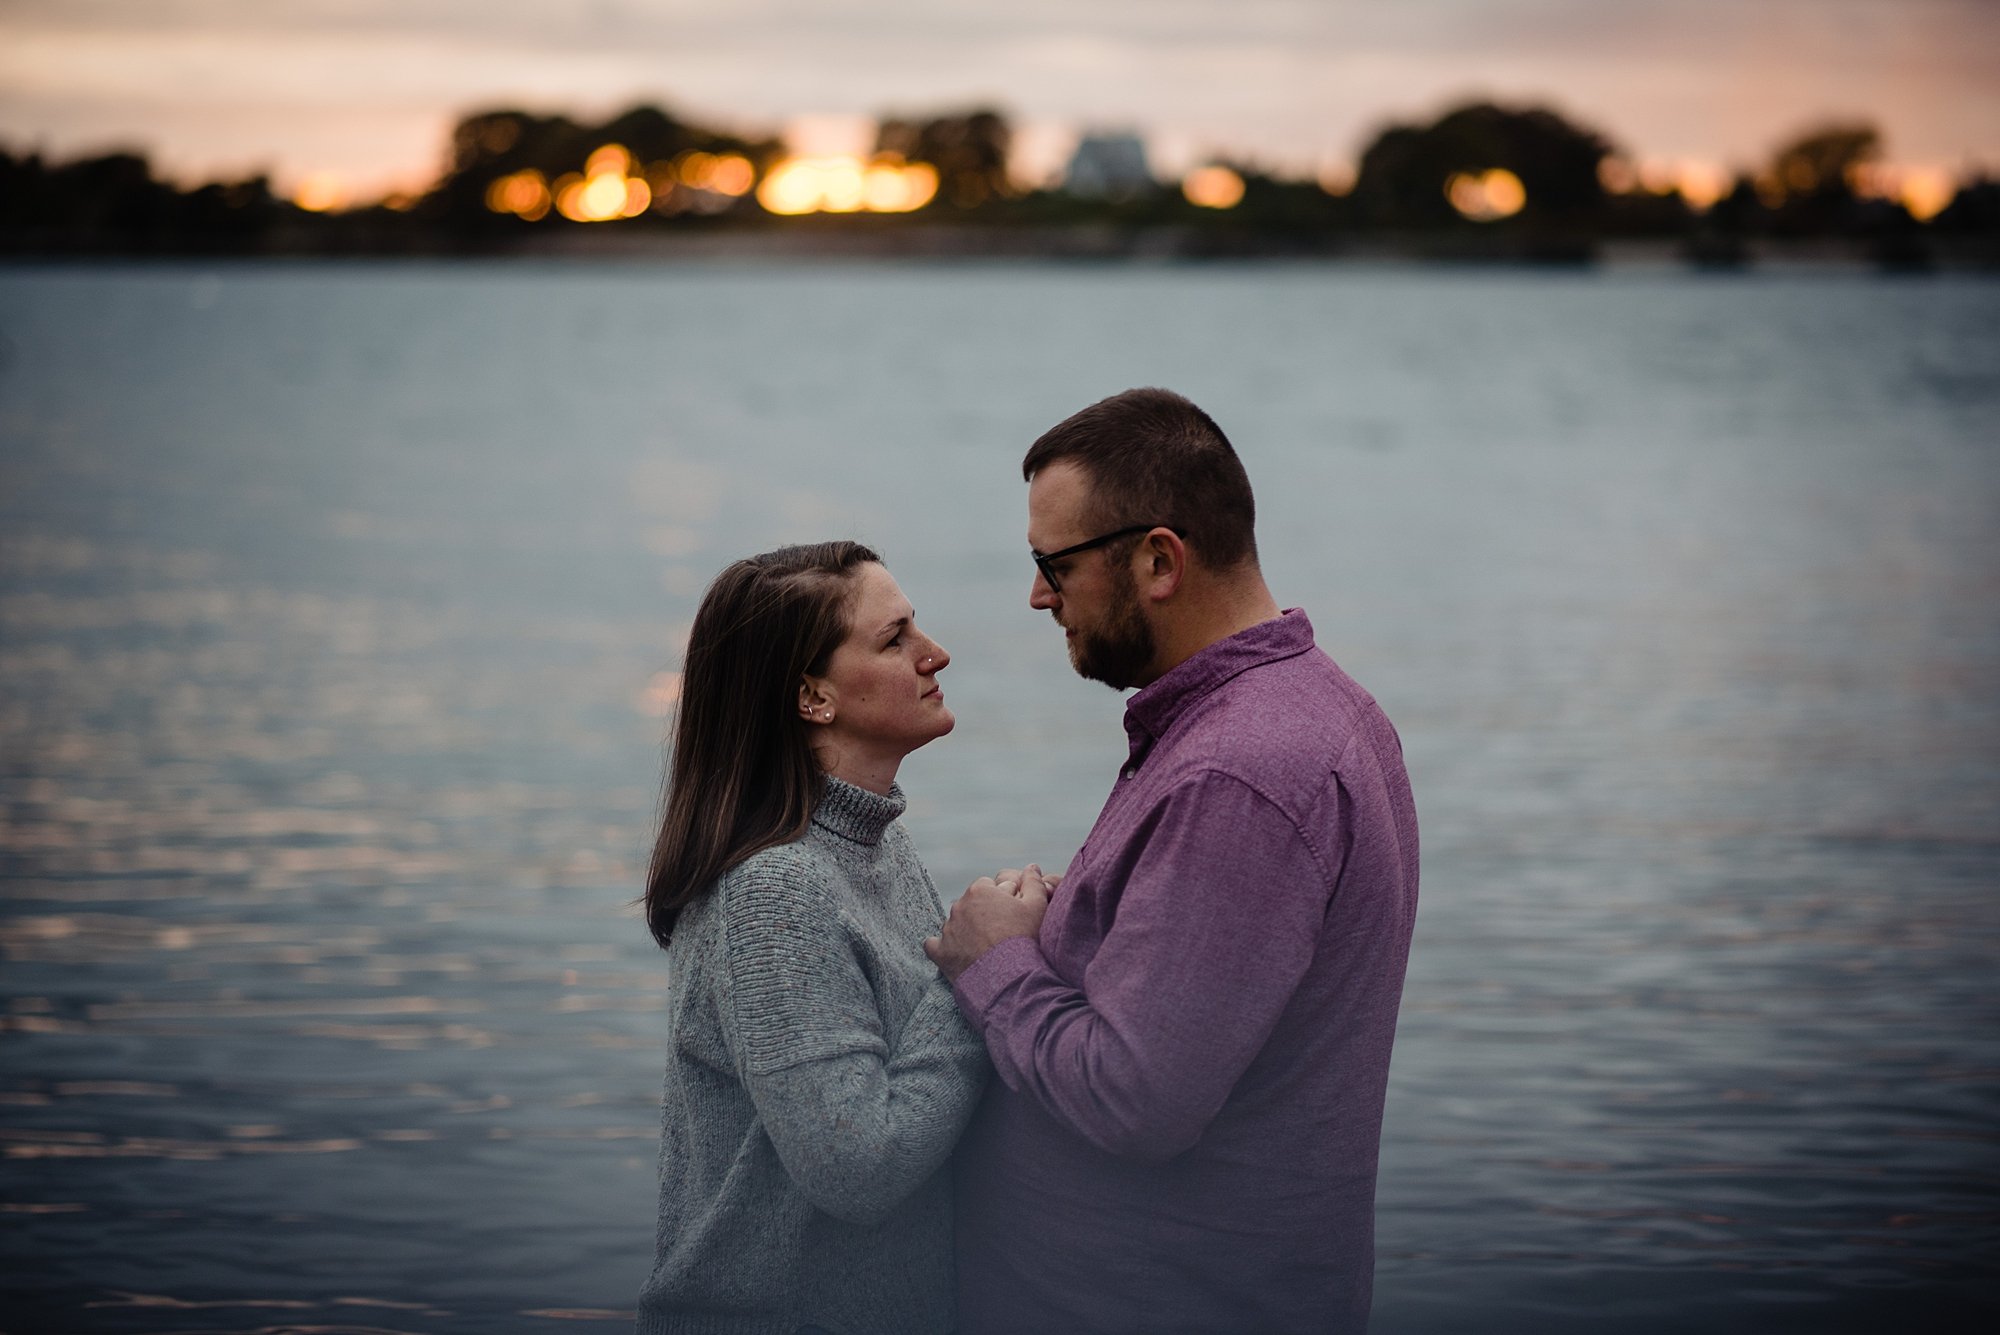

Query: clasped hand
<box><xmin>924</xmin><ymin>864</ymin><xmax>1059</xmax><ymax>983</ymax></box>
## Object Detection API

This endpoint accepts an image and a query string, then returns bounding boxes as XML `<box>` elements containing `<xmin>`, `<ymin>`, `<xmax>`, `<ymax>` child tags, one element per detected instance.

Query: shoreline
<box><xmin>3</xmin><ymin>229</ymin><xmax>1996</xmax><ymax>271</ymax></box>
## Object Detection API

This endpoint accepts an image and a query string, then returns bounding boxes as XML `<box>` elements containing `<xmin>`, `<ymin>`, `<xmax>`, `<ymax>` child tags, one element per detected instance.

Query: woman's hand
<box><xmin>925</xmin><ymin>864</ymin><xmax>1053</xmax><ymax>982</ymax></box>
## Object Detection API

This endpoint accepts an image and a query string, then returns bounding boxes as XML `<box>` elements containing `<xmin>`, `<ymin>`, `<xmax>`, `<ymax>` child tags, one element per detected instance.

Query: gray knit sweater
<box><xmin>638</xmin><ymin>779</ymin><xmax>987</xmax><ymax>1335</ymax></box>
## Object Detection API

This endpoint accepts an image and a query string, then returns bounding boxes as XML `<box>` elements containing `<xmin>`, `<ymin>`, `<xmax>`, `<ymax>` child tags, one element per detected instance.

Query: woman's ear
<box><xmin>799</xmin><ymin>677</ymin><xmax>835</xmax><ymax>725</ymax></box>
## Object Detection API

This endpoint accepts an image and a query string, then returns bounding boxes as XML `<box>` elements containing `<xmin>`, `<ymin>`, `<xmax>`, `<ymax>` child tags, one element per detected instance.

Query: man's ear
<box><xmin>1135</xmin><ymin>528</ymin><xmax>1186</xmax><ymax>603</ymax></box>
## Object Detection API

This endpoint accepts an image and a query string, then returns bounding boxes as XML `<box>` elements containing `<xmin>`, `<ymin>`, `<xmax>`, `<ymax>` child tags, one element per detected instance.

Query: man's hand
<box><xmin>990</xmin><ymin>865</ymin><xmax>1061</xmax><ymax>896</ymax></box>
<box><xmin>924</xmin><ymin>863</ymin><xmax>1053</xmax><ymax>983</ymax></box>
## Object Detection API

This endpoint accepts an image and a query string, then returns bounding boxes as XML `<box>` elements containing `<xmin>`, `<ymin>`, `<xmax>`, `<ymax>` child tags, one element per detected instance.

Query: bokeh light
<box><xmin>488</xmin><ymin>144</ymin><xmax>665</xmax><ymax>223</ymax></box>
<box><xmin>637</xmin><ymin>671</ymin><xmax>682</xmax><ymax>718</ymax></box>
<box><xmin>1446</xmin><ymin>168</ymin><xmax>1528</xmax><ymax>221</ymax></box>
<box><xmin>708</xmin><ymin>155</ymin><xmax>756</xmax><ymax>197</ymax></box>
<box><xmin>1182</xmin><ymin>165</ymin><xmax>1246</xmax><ymax>209</ymax></box>
<box><xmin>487</xmin><ymin>170</ymin><xmax>550</xmax><ymax>221</ymax></box>
<box><xmin>291</xmin><ymin>173</ymin><xmax>350</xmax><ymax>214</ymax></box>
<box><xmin>1897</xmin><ymin>167</ymin><xmax>1955</xmax><ymax>221</ymax></box>
<box><xmin>818</xmin><ymin>159</ymin><xmax>867</xmax><ymax>213</ymax></box>
<box><xmin>579</xmin><ymin>170</ymin><xmax>629</xmax><ymax>220</ymax></box>
<box><xmin>755</xmin><ymin>156</ymin><xmax>937</xmax><ymax>215</ymax></box>
<box><xmin>1673</xmin><ymin>162</ymin><xmax>1731</xmax><ymax>211</ymax></box>
<box><xmin>585</xmin><ymin>144</ymin><xmax>632</xmax><ymax>179</ymax></box>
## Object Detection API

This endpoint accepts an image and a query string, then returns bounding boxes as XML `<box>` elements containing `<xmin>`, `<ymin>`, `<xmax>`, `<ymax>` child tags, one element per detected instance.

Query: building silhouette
<box><xmin>1065</xmin><ymin>132</ymin><xmax>1155</xmax><ymax>199</ymax></box>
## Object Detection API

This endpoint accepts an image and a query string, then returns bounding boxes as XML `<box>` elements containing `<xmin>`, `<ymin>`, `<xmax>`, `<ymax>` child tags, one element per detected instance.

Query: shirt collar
<box><xmin>812</xmin><ymin>776</ymin><xmax>908</xmax><ymax>845</ymax></box>
<box><xmin>1122</xmin><ymin>608</ymin><xmax>1316</xmax><ymax>769</ymax></box>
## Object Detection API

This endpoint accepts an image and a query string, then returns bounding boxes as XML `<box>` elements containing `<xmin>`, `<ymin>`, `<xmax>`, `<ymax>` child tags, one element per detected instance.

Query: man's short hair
<box><xmin>1022</xmin><ymin>387</ymin><xmax>1258</xmax><ymax>571</ymax></box>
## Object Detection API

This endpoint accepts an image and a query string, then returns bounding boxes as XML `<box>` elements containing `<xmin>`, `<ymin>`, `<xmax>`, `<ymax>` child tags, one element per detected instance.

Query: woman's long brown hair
<box><xmin>643</xmin><ymin>541</ymin><xmax>879</xmax><ymax>947</ymax></box>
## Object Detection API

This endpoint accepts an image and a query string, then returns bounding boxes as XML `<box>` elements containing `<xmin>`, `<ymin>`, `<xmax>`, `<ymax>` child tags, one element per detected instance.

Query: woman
<box><xmin>637</xmin><ymin>540</ymin><xmax>987</xmax><ymax>1335</ymax></box>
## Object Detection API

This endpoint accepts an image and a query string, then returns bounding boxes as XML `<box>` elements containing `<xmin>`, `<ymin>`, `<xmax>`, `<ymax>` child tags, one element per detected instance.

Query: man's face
<box><xmin>1027</xmin><ymin>462</ymin><xmax>1158</xmax><ymax>690</ymax></box>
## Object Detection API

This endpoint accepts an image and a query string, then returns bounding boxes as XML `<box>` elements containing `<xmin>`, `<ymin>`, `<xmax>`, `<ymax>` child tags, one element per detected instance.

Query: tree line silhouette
<box><xmin>4</xmin><ymin>98</ymin><xmax>1995</xmax><ymax>261</ymax></box>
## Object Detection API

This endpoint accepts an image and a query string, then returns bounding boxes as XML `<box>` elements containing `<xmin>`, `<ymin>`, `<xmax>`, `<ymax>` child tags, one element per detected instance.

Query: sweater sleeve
<box><xmin>952</xmin><ymin>770</ymin><xmax>1335</xmax><ymax>1162</ymax></box>
<box><xmin>718</xmin><ymin>856</ymin><xmax>987</xmax><ymax>1226</ymax></box>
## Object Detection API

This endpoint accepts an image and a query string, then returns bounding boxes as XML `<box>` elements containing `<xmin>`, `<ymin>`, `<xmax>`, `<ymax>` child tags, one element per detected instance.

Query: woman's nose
<box><xmin>921</xmin><ymin>638</ymin><xmax>949</xmax><ymax>672</ymax></box>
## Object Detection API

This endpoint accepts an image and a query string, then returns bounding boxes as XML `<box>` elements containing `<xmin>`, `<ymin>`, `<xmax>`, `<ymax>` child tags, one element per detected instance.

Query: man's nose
<box><xmin>1029</xmin><ymin>570</ymin><xmax>1058</xmax><ymax>609</ymax></box>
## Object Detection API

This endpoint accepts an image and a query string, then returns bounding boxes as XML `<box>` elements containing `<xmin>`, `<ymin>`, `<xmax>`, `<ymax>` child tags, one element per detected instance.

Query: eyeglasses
<box><xmin>1031</xmin><ymin>524</ymin><xmax>1181</xmax><ymax>593</ymax></box>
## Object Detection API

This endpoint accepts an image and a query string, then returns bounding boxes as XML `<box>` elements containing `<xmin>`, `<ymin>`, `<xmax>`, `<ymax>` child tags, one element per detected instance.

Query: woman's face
<box><xmin>806</xmin><ymin>562</ymin><xmax>953</xmax><ymax>764</ymax></box>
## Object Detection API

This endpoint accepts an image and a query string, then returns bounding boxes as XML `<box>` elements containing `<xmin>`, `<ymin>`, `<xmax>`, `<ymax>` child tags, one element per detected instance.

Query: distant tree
<box><xmin>1760</xmin><ymin>120</ymin><xmax>1884</xmax><ymax>235</ymax></box>
<box><xmin>875</xmin><ymin>109</ymin><xmax>1013</xmax><ymax>209</ymax></box>
<box><xmin>1350</xmin><ymin>101</ymin><xmax>1614</xmax><ymax>229</ymax></box>
<box><xmin>0</xmin><ymin>146</ymin><xmax>281</xmax><ymax>255</ymax></box>
<box><xmin>1599</xmin><ymin>184</ymin><xmax>1695</xmax><ymax>239</ymax></box>
<box><xmin>51</xmin><ymin>152</ymin><xmax>168</xmax><ymax>237</ymax></box>
<box><xmin>1932</xmin><ymin>176</ymin><xmax>1998</xmax><ymax>234</ymax></box>
<box><xmin>1766</xmin><ymin>122</ymin><xmax>1879</xmax><ymax>201</ymax></box>
<box><xmin>174</xmin><ymin>175</ymin><xmax>282</xmax><ymax>252</ymax></box>
<box><xmin>1702</xmin><ymin>175</ymin><xmax>1770</xmax><ymax>236</ymax></box>
<box><xmin>447</xmin><ymin>109</ymin><xmax>587</xmax><ymax>179</ymax></box>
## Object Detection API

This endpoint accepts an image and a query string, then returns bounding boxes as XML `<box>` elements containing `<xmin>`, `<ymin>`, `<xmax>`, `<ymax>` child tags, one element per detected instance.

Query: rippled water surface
<box><xmin>2</xmin><ymin>263</ymin><xmax>1997</xmax><ymax>1332</ymax></box>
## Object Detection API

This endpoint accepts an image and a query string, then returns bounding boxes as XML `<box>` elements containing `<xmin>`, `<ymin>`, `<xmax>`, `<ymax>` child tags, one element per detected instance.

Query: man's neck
<box><xmin>1142</xmin><ymin>570</ymin><xmax>1284</xmax><ymax>685</ymax></box>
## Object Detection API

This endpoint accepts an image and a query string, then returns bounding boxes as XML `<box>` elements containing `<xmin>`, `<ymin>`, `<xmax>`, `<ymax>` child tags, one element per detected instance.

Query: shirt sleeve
<box><xmin>718</xmin><ymin>858</ymin><xmax>988</xmax><ymax>1225</ymax></box>
<box><xmin>952</xmin><ymin>770</ymin><xmax>1335</xmax><ymax>1162</ymax></box>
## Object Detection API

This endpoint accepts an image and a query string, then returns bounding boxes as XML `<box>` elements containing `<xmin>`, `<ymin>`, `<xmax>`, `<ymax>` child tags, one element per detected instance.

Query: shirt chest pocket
<box><xmin>1038</xmin><ymin>851</ymin><xmax>1103</xmax><ymax>983</ymax></box>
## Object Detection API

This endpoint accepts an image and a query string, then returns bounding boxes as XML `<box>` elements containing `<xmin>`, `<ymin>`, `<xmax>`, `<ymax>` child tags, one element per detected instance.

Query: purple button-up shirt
<box><xmin>951</xmin><ymin>609</ymin><xmax>1419</xmax><ymax>1335</ymax></box>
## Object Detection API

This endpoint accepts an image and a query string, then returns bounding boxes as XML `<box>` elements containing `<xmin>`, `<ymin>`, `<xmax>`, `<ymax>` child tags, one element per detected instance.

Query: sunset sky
<box><xmin>3</xmin><ymin>0</ymin><xmax>1996</xmax><ymax>199</ymax></box>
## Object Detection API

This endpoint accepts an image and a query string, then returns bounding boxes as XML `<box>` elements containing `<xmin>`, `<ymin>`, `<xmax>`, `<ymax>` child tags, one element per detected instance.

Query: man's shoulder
<box><xmin>1181</xmin><ymin>644</ymin><xmax>1382</xmax><ymax>767</ymax></box>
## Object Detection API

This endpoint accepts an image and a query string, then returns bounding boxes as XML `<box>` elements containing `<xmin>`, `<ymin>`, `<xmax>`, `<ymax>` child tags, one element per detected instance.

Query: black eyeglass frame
<box><xmin>1031</xmin><ymin>524</ymin><xmax>1184</xmax><ymax>593</ymax></box>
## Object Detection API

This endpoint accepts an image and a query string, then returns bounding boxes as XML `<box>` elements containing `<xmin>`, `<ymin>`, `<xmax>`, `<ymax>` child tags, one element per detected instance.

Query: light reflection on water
<box><xmin>2</xmin><ymin>263</ymin><xmax>1998</xmax><ymax>1332</ymax></box>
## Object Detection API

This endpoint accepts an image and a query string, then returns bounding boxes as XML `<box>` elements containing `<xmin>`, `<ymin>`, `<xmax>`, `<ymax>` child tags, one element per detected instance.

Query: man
<box><xmin>926</xmin><ymin>387</ymin><xmax>1419</xmax><ymax>1334</ymax></box>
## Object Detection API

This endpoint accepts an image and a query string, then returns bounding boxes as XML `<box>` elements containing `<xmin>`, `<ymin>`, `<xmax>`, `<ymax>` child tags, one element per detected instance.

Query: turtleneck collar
<box><xmin>811</xmin><ymin>775</ymin><xmax>908</xmax><ymax>846</ymax></box>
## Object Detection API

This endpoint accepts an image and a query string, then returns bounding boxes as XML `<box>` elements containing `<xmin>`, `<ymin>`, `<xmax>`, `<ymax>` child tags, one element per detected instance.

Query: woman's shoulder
<box><xmin>725</xmin><ymin>831</ymin><xmax>853</xmax><ymax>880</ymax></box>
<box><xmin>713</xmin><ymin>836</ymin><xmax>851</xmax><ymax>921</ymax></box>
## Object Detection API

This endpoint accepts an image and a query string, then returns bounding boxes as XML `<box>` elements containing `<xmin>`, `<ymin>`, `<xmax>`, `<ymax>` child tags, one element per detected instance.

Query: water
<box><xmin>1</xmin><ymin>262</ymin><xmax>1996</xmax><ymax>1332</ymax></box>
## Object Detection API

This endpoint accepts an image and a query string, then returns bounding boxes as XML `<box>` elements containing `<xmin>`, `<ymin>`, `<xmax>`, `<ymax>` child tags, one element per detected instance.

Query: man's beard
<box><xmin>1067</xmin><ymin>568</ymin><xmax>1156</xmax><ymax>690</ymax></box>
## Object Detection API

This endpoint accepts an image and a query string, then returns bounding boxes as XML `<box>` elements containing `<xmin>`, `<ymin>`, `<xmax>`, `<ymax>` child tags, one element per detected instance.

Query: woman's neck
<box><xmin>816</xmin><ymin>743</ymin><xmax>901</xmax><ymax>797</ymax></box>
